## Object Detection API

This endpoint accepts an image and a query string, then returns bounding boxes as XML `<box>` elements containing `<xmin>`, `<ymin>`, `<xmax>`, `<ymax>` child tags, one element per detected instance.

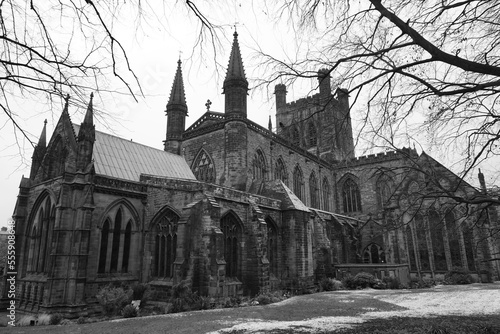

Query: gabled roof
<box><xmin>74</xmin><ymin>124</ymin><xmax>196</xmax><ymax>182</ymax></box>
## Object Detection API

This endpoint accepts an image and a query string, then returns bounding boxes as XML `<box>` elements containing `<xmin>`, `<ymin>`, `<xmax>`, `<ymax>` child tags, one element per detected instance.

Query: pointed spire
<box><xmin>63</xmin><ymin>94</ymin><xmax>70</xmax><ymax>114</ymax></box>
<box><xmin>224</xmin><ymin>31</ymin><xmax>248</xmax><ymax>85</ymax></box>
<box><xmin>268</xmin><ymin>115</ymin><xmax>272</xmax><ymax>131</ymax></box>
<box><xmin>167</xmin><ymin>59</ymin><xmax>187</xmax><ymax>113</ymax></box>
<box><xmin>83</xmin><ymin>92</ymin><xmax>94</xmax><ymax>126</ymax></box>
<box><xmin>38</xmin><ymin>119</ymin><xmax>47</xmax><ymax>148</ymax></box>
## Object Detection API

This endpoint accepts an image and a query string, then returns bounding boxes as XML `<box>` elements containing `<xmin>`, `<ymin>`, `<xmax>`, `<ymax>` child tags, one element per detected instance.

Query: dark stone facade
<box><xmin>9</xmin><ymin>33</ymin><xmax>500</xmax><ymax>317</ymax></box>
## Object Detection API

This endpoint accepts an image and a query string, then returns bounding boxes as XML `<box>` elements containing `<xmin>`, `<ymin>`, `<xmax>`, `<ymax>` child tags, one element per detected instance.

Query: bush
<box><xmin>36</xmin><ymin>314</ymin><xmax>52</xmax><ymax>326</ymax></box>
<box><xmin>382</xmin><ymin>276</ymin><xmax>401</xmax><ymax>289</ymax></box>
<box><xmin>372</xmin><ymin>279</ymin><xmax>387</xmax><ymax>289</ymax></box>
<box><xmin>49</xmin><ymin>313</ymin><xmax>63</xmax><ymax>325</ymax></box>
<box><xmin>353</xmin><ymin>272</ymin><xmax>376</xmax><ymax>289</ymax></box>
<box><xmin>96</xmin><ymin>284</ymin><xmax>133</xmax><ymax>316</ymax></box>
<box><xmin>76</xmin><ymin>316</ymin><xmax>86</xmax><ymax>324</ymax></box>
<box><xmin>16</xmin><ymin>315</ymin><xmax>37</xmax><ymax>327</ymax></box>
<box><xmin>341</xmin><ymin>275</ymin><xmax>356</xmax><ymax>290</ymax></box>
<box><xmin>121</xmin><ymin>304</ymin><xmax>138</xmax><ymax>318</ymax></box>
<box><xmin>319</xmin><ymin>277</ymin><xmax>343</xmax><ymax>291</ymax></box>
<box><xmin>444</xmin><ymin>267</ymin><xmax>474</xmax><ymax>285</ymax></box>
<box><xmin>411</xmin><ymin>278</ymin><xmax>437</xmax><ymax>289</ymax></box>
<box><xmin>131</xmin><ymin>283</ymin><xmax>149</xmax><ymax>300</ymax></box>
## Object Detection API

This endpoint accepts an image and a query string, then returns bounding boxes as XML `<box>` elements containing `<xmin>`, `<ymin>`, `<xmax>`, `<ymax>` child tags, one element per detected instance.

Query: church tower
<box><xmin>223</xmin><ymin>31</ymin><xmax>249</xmax><ymax>190</ymax></box>
<box><xmin>164</xmin><ymin>59</ymin><xmax>187</xmax><ymax>155</ymax></box>
<box><xmin>76</xmin><ymin>93</ymin><xmax>96</xmax><ymax>171</ymax></box>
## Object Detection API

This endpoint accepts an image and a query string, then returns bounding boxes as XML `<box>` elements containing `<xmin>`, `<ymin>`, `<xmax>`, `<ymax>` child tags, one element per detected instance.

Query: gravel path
<box><xmin>5</xmin><ymin>283</ymin><xmax>500</xmax><ymax>334</ymax></box>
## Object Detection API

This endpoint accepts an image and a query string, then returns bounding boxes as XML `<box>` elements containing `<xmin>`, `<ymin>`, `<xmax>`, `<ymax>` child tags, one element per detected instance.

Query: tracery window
<box><xmin>153</xmin><ymin>208</ymin><xmax>179</xmax><ymax>278</ymax></box>
<box><xmin>322</xmin><ymin>177</ymin><xmax>330</xmax><ymax>211</ymax></box>
<box><xmin>406</xmin><ymin>225</ymin><xmax>417</xmax><ymax>271</ymax></box>
<box><xmin>26</xmin><ymin>194</ymin><xmax>55</xmax><ymax>274</ymax></box>
<box><xmin>415</xmin><ymin>214</ymin><xmax>430</xmax><ymax>271</ymax></box>
<box><xmin>265</xmin><ymin>217</ymin><xmax>278</xmax><ymax>276</ymax></box>
<box><xmin>252</xmin><ymin>149</ymin><xmax>266</xmax><ymax>180</ymax></box>
<box><xmin>376</xmin><ymin>174</ymin><xmax>393</xmax><ymax>208</ymax></box>
<box><xmin>309</xmin><ymin>172</ymin><xmax>319</xmax><ymax>208</ymax></box>
<box><xmin>307</xmin><ymin>122</ymin><xmax>317</xmax><ymax>147</ymax></box>
<box><xmin>98</xmin><ymin>206</ymin><xmax>134</xmax><ymax>274</ymax></box>
<box><xmin>463</xmin><ymin>224</ymin><xmax>476</xmax><ymax>271</ymax></box>
<box><xmin>428</xmin><ymin>209</ymin><xmax>446</xmax><ymax>271</ymax></box>
<box><xmin>221</xmin><ymin>213</ymin><xmax>241</xmax><ymax>278</ymax></box>
<box><xmin>274</xmin><ymin>157</ymin><xmax>287</xmax><ymax>184</ymax></box>
<box><xmin>362</xmin><ymin>243</ymin><xmax>385</xmax><ymax>264</ymax></box>
<box><xmin>192</xmin><ymin>149</ymin><xmax>215</xmax><ymax>183</ymax></box>
<box><xmin>293</xmin><ymin>165</ymin><xmax>304</xmax><ymax>201</ymax></box>
<box><xmin>342</xmin><ymin>178</ymin><xmax>362</xmax><ymax>213</ymax></box>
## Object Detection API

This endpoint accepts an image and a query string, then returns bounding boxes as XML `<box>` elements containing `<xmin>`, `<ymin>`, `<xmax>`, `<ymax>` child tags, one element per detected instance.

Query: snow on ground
<box><xmin>208</xmin><ymin>284</ymin><xmax>500</xmax><ymax>334</ymax></box>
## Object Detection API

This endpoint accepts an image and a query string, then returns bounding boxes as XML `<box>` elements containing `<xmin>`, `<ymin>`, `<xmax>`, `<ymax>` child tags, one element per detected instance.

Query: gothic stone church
<box><xmin>11</xmin><ymin>32</ymin><xmax>500</xmax><ymax>315</ymax></box>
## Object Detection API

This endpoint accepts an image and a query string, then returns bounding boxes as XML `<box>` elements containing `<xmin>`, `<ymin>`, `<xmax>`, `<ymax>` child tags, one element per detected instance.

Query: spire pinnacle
<box><xmin>167</xmin><ymin>59</ymin><xmax>187</xmax><ymax>112</ymax></box>
<box><xmin>224</xmin><ymin>31</ymin><xmax>248</xmax><ymax>85</ymax></box>
<box><xmin>38</xmin><ymin>119</ymin><xmax>47</xmax><ymax>148</ymax></box>
<box><xmin>63</xmin><ymin>94</ymin><xmax>70</xmax><ymax>114</ymax></box>
<box><xmin>83</xmin><ymin>92</ymin><xmax>94</xmax><ymax>126</ymax></box>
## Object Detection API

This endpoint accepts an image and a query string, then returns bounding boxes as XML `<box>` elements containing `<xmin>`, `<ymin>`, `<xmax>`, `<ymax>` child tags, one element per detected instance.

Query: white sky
<box><xmin>1</xmin><ymin>2</ymin><xmax>498</xmax><ymax>226</ymax></box>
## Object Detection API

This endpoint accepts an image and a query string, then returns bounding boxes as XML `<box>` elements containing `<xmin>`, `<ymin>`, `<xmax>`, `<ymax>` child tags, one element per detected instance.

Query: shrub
<box><xmin>341</xmin><ymin>275</ymin><xmax>356</xmax><ymax>290</ymax></box>
<box><xmin>121</xmin><ymin>304</ymin><xmax>138</xmax><ymax>318</ymax></box>
<box><xmin>49</xmin><ymin>313</ymin><xmax>64</xmax><ymax>325</ymax></box>
<box><xmin>96</xmin><ymin>284</ymin><xmax>133</xmax><ymax>316</ymax></box>
<box><xmin>131</xmin><ymin>283</ymin><xmax>149</xmax><ymax>300</ymax></box>
<box><xmin>353</xmin><ymin>272</ymin><xmax>376</xmax><ymax>289</ymax></box>
<box><xmin>16</xmin><ymin>315</ymin><xmax>37</xmax><ymax>327</ymax></box>
<box><xmin>411</xmin><ymin>278</ymin><xmax>437</xmax><ymax>289</ymax></box>
<box><xmin>319</xmin><ymin>277</ymin><xmax>343</xmax><ymax>291</ymax></box>
<box><xmin>445</xmin><ymin>267</ymin><xmax>474</xmax><ymax>285</ymax></box>
<box><xmin>76</xmin><ymin>316</ymin><xmax>86</xmax><ymax>324</ymax></box>
<box><xmin>382</xmin><ymin>276</ymin><xmax>401</xmax><ymax>289</ymax></box>
<box><xmin>372</xmin><ymin>279</ymin><xmax>387</xmax><ymax>289</ymax></box>
<box><xmin>36</xmin><ymin>314</ymin><xmax>52</xmax><ymax>326</ymax></box>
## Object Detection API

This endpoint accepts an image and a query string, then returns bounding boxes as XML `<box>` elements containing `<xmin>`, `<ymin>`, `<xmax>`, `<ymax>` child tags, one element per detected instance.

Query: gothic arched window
<box><xmin>406</xmin><ymin>225</ymin><xmax>417</xmax><ymax>271</ymax></box>
<box><xmin>153</xmin><ymin>208</ymin><xmax>179</xmax><ymax>278</ymax></box>
<box><xmin>192</xmin><ymin>149</ymin><xmax>215</xmax><ymax>183</ymax></box>
<box><xmin>463</xmin><ymin>222</ymin><xmax>476</xmax><ymax>271</ymax></box>
<box><xmin>293</xmin><ymin>166</ymin><xmax>304</xmax><ymax>201</ymax></box>
<box><xmin>221</xmin><ymin>213</ymin><xmax>242</xmax><ymax>278</ymax></box>
<box><xmin>428</xmin><ymin>209</ymin><xmax>446</xmax><ymax>271</ymax></box>
<box><xmin>98</xmin><ymin>205</ymin><xmax>135</xmax><ymax>275</ymax></box>
<box><xmin>376</xmin><ymin>174</ymin><xmax>393</xmax><ymax>208</ymax></box>
<box><xmin>265</xmin><ymin>217</ymin><xmax>278</xmax><ymax>276</ymax></box>
<box><xmin>362</xmin><ymin>243</ymin><xmax>385</xmax><ymax>263</ymax></box>
<box><xmin>274</xmin><ymin>157</ymin><xmax>287</xmax><ymax>184</ymax></box>
<box><xmin>415</xmin><ymin>214</ymin><xmax>430</xmax><ymax>271</ymax></box>
<box><xmin>307</xmin><ymin>122</ymin><xmax>317</xmax><ymax>147</ymax></box>
<box><xmin>309</xmin><ymin>172</ymin><xmax>319</xmax><ymax>208</ymax></box>
<box><xmin>252</xmin><ymin>149</ymin><xmax>266</xmax><ymax>180</ymax></box>
<box><xmin>322</xmin><ymin>177</ymin><xmax>331</xmax><ymax>211</ymax></box>
<box><xmin>342</xmin><ymin>178</ymin><xmax>362</xmax><ymax>213</ymax></box>
<box><xmin>26</xmin><ymin>194</ymin><xmax>55</xmax><ymax>274</ymax></box>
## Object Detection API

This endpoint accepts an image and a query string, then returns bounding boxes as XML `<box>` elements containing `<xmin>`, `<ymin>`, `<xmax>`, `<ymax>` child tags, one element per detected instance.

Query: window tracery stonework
<box><xmin>192</xmin><ymin>149</ymin><xmax>215</xmax><ymax>183</ymax></box>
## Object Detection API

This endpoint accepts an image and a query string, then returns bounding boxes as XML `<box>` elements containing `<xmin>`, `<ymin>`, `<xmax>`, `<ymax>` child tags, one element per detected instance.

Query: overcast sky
<box><xmin>1</xmin><ymin>2</ymin><xmax>498</xmax><ymax>226</ymax></box>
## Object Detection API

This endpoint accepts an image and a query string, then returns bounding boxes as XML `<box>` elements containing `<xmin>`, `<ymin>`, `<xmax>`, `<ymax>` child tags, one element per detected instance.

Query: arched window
<box><xmin>406</xmin><ymin>225</ymin><xmax>417</xmax><ymax>271</ymax></box>
<box><xmin>415</xmin><ymin>214</ymin><xmax>430</xmax><ymax>271</ymax></box>
<box><xmin>98</xmin><ymin>205</ymin><xmax>135</xmax><ymax>275</ymax></box>
<box><xmin>362</xmin><ymin>243</ymin><xmax>385</xmax><ymax>263</ymax></box>
<box><xmin>153</xmin><ymin>208</ymin><xmax>179</xmax><ymax>278</ymax></box>
<box><xmin>322</xmin><ymin>177</ymin><xmax>330</xmax><ymax>211</ymax></box>
<box><xmin>26</xmin><ymin>194</ymin><xmax>55</xmax><ymax>274</ymax></box>
<box><xmin>274</xmin><ymin>157</ymin><xmax>287</xmax><ymax>184</ymax></box>
<box><xmin>307</xmin><ymin>122</ymin><xmax>317</xmax><ymax>147</ymax></box>
<box><xmin>265</xmin><ymin>217</ymin><xmax>278</xmax><ymax>276</ymax></box>
<box><xmin>463</xmin><ymin>223</ymin><xmax>476</xmax><ymax>271</ymax></box>
<box><xmin>292</xmin><ymin>126</ymin><xmax>300</xmax><ymax>146</ymax></box>
<box><xmin>309</xmin><ymin>172</ymin><xmax>318</xmax><ymax>208</ymax></box>
<box><xmin>252</xmin><ymin>149</ymin><xmax>266</xmax><ymax>180</ymax></box>
<box><xmin>376</xmin><ymin>174</ymin><xmax>393</xmax><ymax>208</ymax></box>
<box><xmin>192</xmin><ymin>149</ymin><xmax>216</xmax><ymax>183</ymax></box>
<box><xmin>221</xmin><ymin>213</ymin><xmax>241</xmax><ymax>278</ymax></box>
<box><xmin>445</xmin><ymin>210</ymin><xmax>462</xmax><ymax>268</ymax></box>
<box><xmin>342</xmin><ymin>178</ymin><xmax>362</xmax><ymax>213</ymax></box>
<box><xmin>293</xmin><ymin>166</ymin><xmax>304</xmax><ymax>201</ymax></box>
<box><xmin>428</xmin><ymin>209</ymin><xmax>446</xmax><ymax>271</ymax></box>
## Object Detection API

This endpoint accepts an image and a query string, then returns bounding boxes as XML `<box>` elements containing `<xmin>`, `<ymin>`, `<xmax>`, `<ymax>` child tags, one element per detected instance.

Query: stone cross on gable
<box><xmin>205</xmin><ymin>99</ymin><xmax>212</xmax><ymax>111</ymax></box>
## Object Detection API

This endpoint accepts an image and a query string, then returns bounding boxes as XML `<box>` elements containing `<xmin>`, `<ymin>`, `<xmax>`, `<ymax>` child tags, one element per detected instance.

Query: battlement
<box><xmin>335</xmin><ymin>147</ymin><xmax>419</xmax><ymax>167</ymax></box>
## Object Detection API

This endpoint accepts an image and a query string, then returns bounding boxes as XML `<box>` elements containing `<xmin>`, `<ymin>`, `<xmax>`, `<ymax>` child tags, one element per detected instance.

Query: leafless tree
<box><xmin>0</xmin><ymin>0</ymin><xmax>221</xmax><ymax>151</ymax></box>
<box><xmin>259</xmin><ymin>0</ymin><xmax>500</xmax><ymax>181</ymax></box>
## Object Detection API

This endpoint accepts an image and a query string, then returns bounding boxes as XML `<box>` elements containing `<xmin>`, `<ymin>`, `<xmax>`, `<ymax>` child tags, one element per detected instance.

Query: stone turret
<box><xmin>223</xmin><ymin>31</ymin><xmax>248</xmax><ymax>118</ymax></box>
<box><xmin>164</xmin><ymin>59</ymin><xmax>188</xmax><ymax>155</ymax></box>
<box><xmin>76</xmin><ymin>93</ymin><xmax>96</xmax><ymax>171</ymax></box>
<box><xmin>318</xmin><ymin>69</ymin><xmax>331</xmax><ymax>97</ymax></box>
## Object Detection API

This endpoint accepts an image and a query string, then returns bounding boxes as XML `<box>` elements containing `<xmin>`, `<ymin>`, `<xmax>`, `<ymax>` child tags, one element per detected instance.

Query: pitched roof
<box><xmin>73</xmin><ymin>124</ymin><xmax>196</xmax><ymax>182</ymax></box>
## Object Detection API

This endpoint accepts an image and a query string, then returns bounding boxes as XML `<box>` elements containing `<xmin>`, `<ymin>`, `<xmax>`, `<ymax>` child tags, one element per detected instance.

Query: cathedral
<box><xmin>9</xmin><ymin>32</ymin><xmax>500</xmax><ymax>316</ymax></box>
